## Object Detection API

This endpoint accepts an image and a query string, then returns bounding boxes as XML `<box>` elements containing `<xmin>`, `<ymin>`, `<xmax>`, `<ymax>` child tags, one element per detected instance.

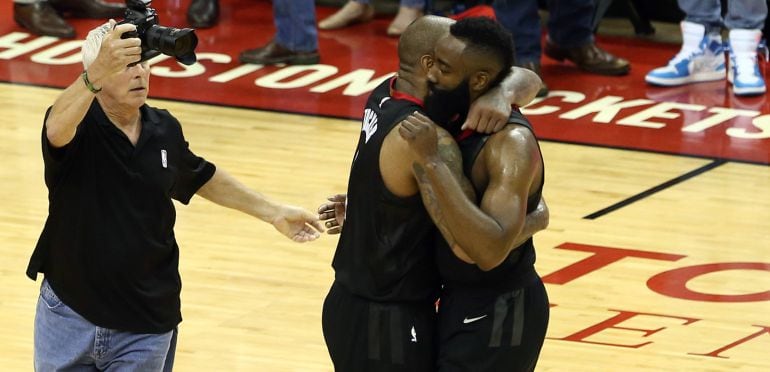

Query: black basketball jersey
<box><xmin>332</xmin><ymin>78</ymin><xmax>440</xmax><ymax>303</ymax></box>
<box><xmin>436</xmin><ymin>110</ymin><xmax>544</xmax><ymax>291</ymax></box>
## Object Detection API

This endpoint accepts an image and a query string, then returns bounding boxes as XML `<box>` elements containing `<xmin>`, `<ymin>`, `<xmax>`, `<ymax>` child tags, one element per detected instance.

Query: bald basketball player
<box><xmin>319</xmin><ymin>16</ymin><xmax>548</xmax><ymax>372</ymax></box>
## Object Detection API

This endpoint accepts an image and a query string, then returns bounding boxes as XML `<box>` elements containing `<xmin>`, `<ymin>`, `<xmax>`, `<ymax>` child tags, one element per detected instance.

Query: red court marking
<box><xmin>647</xmin><ymin>262</ymin><xmax>770</xmax><ymax>302</ymax></box>
<box><xmin>1</xmin><ymin>0</ymin><xmax>769</xmax><ymax>164</ymax></box>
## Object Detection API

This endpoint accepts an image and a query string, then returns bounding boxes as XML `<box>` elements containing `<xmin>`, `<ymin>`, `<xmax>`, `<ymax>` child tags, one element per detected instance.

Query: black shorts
<box><xmin>322</xmin><ymin>281</ymin><xmax>437</xmax><ymax>372</ymax></box>
<box><xmin>436</xmin><ymin>277</ymin><xmax>549</xmax><ymax>372</ymax></box>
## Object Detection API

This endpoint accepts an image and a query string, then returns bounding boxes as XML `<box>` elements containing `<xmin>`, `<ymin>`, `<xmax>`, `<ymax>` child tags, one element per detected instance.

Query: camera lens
<box><xmin>144</xmin><ymin>25</ymin><xmax>198</xmax><ymax>65</ymax></box>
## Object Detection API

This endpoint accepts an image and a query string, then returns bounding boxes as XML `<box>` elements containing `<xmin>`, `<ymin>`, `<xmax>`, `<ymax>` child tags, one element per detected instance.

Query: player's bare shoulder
<box><xmin>485</xmin><ymin>124</ymin><xmax>539</xmax><ymax>165</ymax></box>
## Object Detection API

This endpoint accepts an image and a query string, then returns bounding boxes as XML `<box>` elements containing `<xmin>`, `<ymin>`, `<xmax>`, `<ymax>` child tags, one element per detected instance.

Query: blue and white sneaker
<box><xmin>728</xmin><ymin>29</ymin><xmax>766</xmax><ymax>96</ymax></box>
<box><xmin>645</xmin><ymin>21</ymin><xmax>725</xmax><ymax>86</ymax></box>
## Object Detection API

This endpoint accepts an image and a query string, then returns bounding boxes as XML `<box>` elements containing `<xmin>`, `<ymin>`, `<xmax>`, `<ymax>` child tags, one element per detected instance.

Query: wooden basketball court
<box><xmin>1</xmin><ymin>81</ymin><xmax>769</xmax><ymax>371</ymax></box>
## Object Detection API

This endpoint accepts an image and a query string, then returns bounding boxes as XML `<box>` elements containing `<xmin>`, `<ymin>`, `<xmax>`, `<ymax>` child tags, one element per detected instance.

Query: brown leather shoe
<box><xmin>517</xmin><ymin>61</ymin><xmax>549</xmax><ymax>97</ymax></box>
<box><xmin>50</xmin><ymin>0</ymin><xmax>126</xmax><ymax>19</ymax></box>
<box><xmin>239</xmin><ymin>41</ymin><xmax>320</xmax><ymax>65</ymax></box>
<box><xmin>187</xmin><ymin>0</ymin><xmax>219</xmax><ymax>29</ymax></box>
<box><xmin>544</xmin><ymin>39</ymin><xmax>630</xmax><ymax>76</ymax></box>
<box><xmin>13</xmin><ymin>2</ymin><xmax>75</xmax><ymax>39</ymax></box>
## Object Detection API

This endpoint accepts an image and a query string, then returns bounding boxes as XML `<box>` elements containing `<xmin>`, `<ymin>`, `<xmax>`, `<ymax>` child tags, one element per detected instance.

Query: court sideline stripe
<box><xmin>583</xmin><ymin>159</ymin><xmax>728</xmax><ymax>220</ymax></box>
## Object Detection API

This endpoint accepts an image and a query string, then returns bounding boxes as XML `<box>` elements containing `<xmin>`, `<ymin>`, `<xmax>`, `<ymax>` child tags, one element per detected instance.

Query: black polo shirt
<box><xmin>27</xmin><ymin>99</ymin><xmax>216</xmax><ymax>333</ymax></box>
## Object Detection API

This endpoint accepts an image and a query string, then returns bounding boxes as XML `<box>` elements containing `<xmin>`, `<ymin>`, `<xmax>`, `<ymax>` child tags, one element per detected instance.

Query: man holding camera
<box><xmin>27</xmin><ymin>20</ymin><xmax>324</xmax><ymax>371</ymax></box>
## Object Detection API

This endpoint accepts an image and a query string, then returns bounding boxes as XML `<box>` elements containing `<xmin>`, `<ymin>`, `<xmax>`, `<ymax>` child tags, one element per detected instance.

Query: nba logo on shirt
<box><xmin>161</xmin><ymin>149</ymin><xmax>168</xmax><ymax>168</ymax></box>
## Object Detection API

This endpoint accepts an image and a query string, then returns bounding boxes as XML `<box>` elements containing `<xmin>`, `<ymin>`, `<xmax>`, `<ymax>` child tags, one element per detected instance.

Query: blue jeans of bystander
<box><xmin>34</xmin><ymin>279</ymin><xmax>177</xmax><ymax>372</ymax></box>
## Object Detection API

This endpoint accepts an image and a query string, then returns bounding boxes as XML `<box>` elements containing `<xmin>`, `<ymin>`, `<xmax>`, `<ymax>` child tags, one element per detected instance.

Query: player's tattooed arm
<box><xmin>400</xmin><ymin>112</ymin><xmax>543</xmax><ymax>271</ymax></box>
<box><xmin>412</xmin><ymin>131</ymin><xmax>475</xmax><ymax>249</ymax></box>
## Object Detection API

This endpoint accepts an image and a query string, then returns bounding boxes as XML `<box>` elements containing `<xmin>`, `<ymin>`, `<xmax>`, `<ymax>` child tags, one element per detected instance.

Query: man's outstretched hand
<box><xmin>272</xmin><ymin>205</ymin><xmax>325</xmax><ymax>242</ymax></box>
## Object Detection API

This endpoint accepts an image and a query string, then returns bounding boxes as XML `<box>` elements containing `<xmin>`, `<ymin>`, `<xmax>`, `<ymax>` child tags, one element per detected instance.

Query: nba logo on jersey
<box><xmin>410</xmin><ymin>326</ymin><xmax>417</xmax><ymax>343</ymax></box>
<box><xmin>362</xmin><ymin>108</ymin><xmax>378</xmax><ymax>143</ymax></box>
<box><xmin>161</xmin><ymin>149</ymin><xmax>168</xmax><ymax>168</ymax></box>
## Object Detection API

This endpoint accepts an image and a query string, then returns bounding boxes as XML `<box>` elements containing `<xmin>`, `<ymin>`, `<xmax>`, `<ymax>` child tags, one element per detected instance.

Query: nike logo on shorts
<box><xmin>462</xmin><ymin>314</ymin><xmax>488</xmax><ymax>324</ymax></box>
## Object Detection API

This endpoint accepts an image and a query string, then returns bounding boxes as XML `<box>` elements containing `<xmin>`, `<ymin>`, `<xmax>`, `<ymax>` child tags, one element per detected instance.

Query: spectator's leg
<box><xmin>724</xmin><ymin>0</ymin><xmax>767</xmax><ymax>30</ymax></box>
<box><xmin>275</xmin><ymin>0</ymin><xmax>319</xmax><ymax>53</ymax></box>
<box><xmin>542</xmin><ymin>0</ymin><xmax>630</xmax><ymax>75</ymax></box>
<box><xmin>493</xmin><ymin>0</ymin><xmax>548</xmax><ymax>96</ymax></box>
<box><xmin>546</xmin><ymin>0</ymin><xmax>594</xmax><ymax>49</ymax></box>
<box><xmin>726</xmin><ymin>0</ymin><xmax>768</xmax><ymax>96</ymax></box>
<box><xmin>318</xmin><ymin>0</ymin><xmax>375</xmax><ymax>30</ymax></box>
<box><xmin>239</xmin><ymin>0</ymin><xmax>320</xmax><ymax>66</ymax></box>
<box><xmin>13</xmin><ymin>0</ymin><xmax>75</xmax><ymax>38</ymax></box>
<box><xmin>678</xmin><ymin>0</ymin><xmax>723</xmax><ymax>33</ymax></box>
<box><xmin>494</xmin><ymin>0</ymin><xmax>542</xmax><ymax>66</ymax></box>
<box><xmin>49</xmin><ymin>0</ymin><xmax>125</xmax><ymax>19</ymax></box>
<box><xmin>387</xmin><ymin>0</ymin><xmax>425</xmax><ymax>37</ymax></box>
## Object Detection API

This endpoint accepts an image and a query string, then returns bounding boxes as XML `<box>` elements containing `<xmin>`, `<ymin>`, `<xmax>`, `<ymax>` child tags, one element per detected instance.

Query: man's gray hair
<box><xmin>82</xmin><ymin>22</ymin><xmax>112</xmax><ymax>69</ymax></box>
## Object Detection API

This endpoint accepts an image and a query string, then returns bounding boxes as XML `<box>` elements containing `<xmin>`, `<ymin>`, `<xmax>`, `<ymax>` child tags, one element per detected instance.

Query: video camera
<box><xmin>118</xmin><ymin>0</ymin><xmax>198</xmax><ymax>65</ymax></box>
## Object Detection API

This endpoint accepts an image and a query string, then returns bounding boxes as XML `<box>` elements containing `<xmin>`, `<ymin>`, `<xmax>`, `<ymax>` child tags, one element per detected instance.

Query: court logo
<box><xmin>379</xmin><ymin>97</ymin><xmax>390</xmax><ymax>108</ymax></box>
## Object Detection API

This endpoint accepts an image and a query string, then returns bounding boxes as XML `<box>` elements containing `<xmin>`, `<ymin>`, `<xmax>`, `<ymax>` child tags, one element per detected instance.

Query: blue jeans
<box><xmin>274</xmin><ymin>0</ymin><xmax>318</xmax><ymax>52</ymax></box>
<box><xmin>679</xmin><ymin>0</ymin><xmax>768</xmax><ymax>30</ymax></box>
<box><xmin>34</xmin><ymin>279</ymin><xmax>177</xmax><ymax>372</ymax></box>
<box><xmin>494</xmin><ymin>0</ymin><xmax>595</xmax><ymax>64</ymax></box>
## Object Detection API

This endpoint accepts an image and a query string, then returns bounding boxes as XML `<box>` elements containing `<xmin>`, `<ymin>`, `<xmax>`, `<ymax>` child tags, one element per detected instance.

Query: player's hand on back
<box><xmin>398</xmin><ymin>112</ymin><xmax>440</xmax><ymax>162</ymax></box>
<box><xmin>463</xmin><ymin>86</ymin><xmax>511</xmax><ymax>134</ymax></box>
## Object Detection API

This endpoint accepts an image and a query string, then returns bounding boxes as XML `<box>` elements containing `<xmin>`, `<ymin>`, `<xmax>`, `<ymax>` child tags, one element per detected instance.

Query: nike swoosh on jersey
<box><xmin>379</xmin><ymin>97</ymin><xmax>390</xmax><ymax>108</ymax></box>
<box><xmin>462</xmin><ymin>314</ymin><xmax>488</xmax><ymax>324</ymax></box>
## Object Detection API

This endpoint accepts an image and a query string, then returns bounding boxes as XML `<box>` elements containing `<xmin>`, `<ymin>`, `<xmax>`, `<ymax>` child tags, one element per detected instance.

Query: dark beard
<box><xmin>423</xmin><ymin>79</ymin><xmax>470</xmax><ymax>135</ymax></box>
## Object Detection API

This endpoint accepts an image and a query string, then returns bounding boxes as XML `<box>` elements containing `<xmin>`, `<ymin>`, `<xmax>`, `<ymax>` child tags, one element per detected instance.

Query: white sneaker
<box><xmin>645</xmin><ymin>21</ymin><xmax>725</xmax><ymax>86</ymax></box>
<box><xmin>728</xmin><ymin>28</ymin><xmax>766</xmax><ymax>96</ymax></box>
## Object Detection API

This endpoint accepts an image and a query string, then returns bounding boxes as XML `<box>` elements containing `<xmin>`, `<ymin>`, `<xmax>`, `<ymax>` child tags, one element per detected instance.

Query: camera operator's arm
<box><xmin>197</xmin><ymin>168</ymin><xmax>325</xmax><ymax>242</ymax></box>
<box><xmin>46</xmin><ymin>21</ymin><xmax>142</xmax><ymax>148</ymax></box>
